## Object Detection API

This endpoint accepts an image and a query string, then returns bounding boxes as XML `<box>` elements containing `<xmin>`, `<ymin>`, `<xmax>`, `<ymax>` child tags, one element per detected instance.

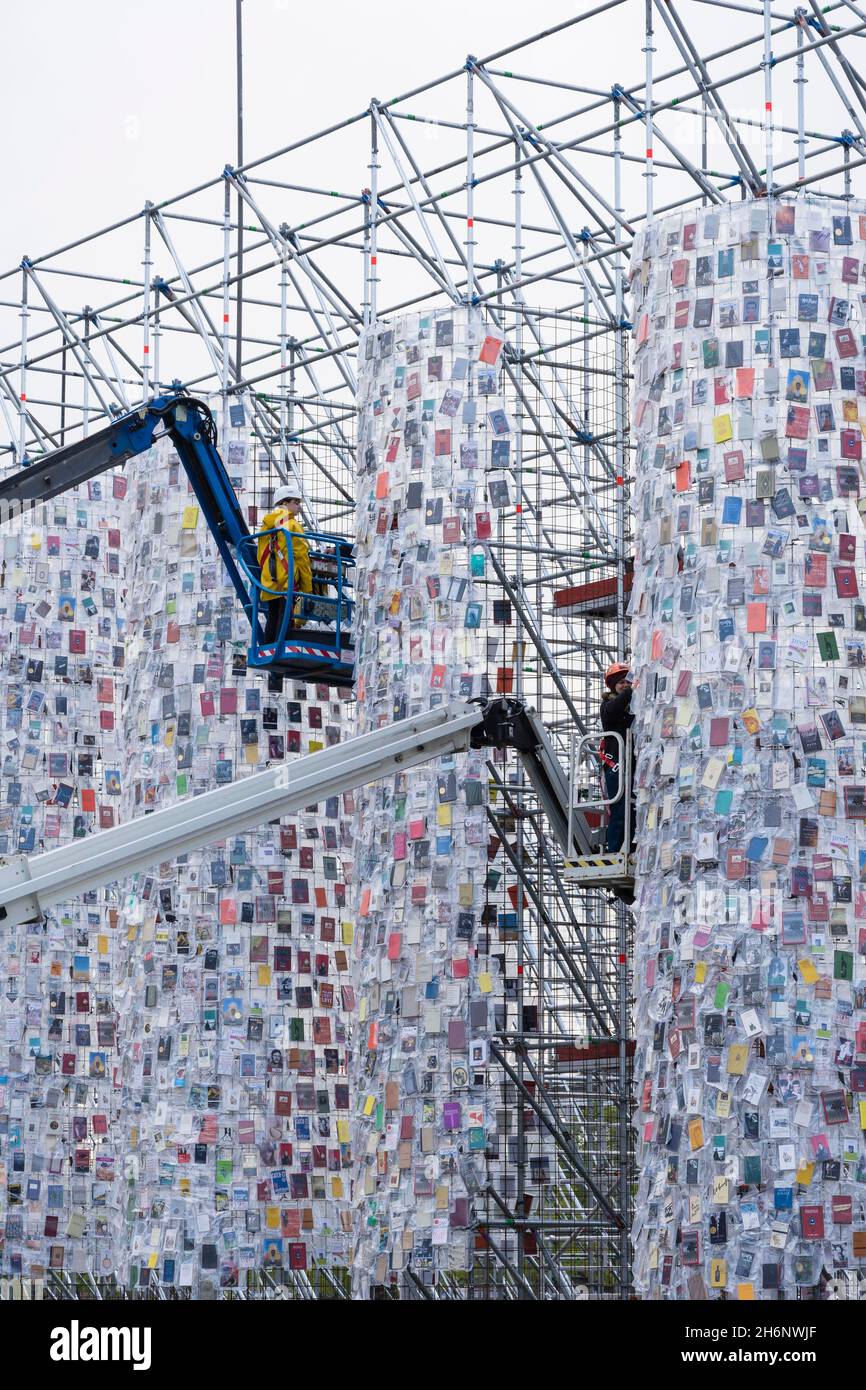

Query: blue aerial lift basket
<box><xmin>0</xmin><ymin>393</ymin><xmax>355</xmax><ymax>689</ymax></box>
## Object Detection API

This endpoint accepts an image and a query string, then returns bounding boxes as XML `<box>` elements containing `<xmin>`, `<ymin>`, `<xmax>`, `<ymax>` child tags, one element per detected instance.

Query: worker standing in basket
<box><xmin>257</xmin><ymin>486</ymin><xmax>312</xmax><ymax>643</ymax></box>
<box><xmin>600</xmin><ymin>662</ymin><xmax>634</xmax><ymax>853</ymax></box>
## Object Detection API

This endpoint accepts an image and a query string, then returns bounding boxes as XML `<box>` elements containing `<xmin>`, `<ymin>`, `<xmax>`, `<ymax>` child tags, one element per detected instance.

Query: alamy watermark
<box><xmin>49</xmin><ymin>1319</ymin><xmax>151</xmax><ymax>1371</ymax></box>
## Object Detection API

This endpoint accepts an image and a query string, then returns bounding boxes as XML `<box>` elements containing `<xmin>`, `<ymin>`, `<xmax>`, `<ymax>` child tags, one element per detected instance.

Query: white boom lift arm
<box><xmin>0</xmin><ymin>697</ymin><xmax>602</xmax><ymax>929</ymax></box>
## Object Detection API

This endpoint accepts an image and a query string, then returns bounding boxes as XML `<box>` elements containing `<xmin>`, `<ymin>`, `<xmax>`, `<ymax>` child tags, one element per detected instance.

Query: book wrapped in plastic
<box><xmin>628</xmin><ymin>195</ymin><xmax>866</xmax><ymax>1299</ymax></box>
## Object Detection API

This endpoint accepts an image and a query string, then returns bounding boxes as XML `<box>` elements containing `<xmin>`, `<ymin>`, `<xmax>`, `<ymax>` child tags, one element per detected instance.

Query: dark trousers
<box><xmin>263</xmin><ymin>598</ymin><xmax>286</xmax><ymax>644</ymax></box>
<box><xmin>605</xmin><ymin>764</ymin><xmax>626</xmax><ymax>852</ymax></box>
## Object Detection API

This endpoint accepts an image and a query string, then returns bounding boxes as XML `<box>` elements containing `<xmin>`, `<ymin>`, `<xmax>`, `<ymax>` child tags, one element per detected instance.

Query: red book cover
<box><xmin>785</xmin><ymin>405</ymin><xmax>810</xmax><ymax>439</ymax></box>
<box><xmin>832</xmin><ymin>1196</ymin><xmax>853</xmax><ymax>1224</ymax></box>
<box><xmin>724</xmin><ymin>449</ymin><xmax>745</xmax><ymax>481</ymax></box>
<box><xmin>671</xmin><ymin>258</ymin><xmax>689</xmax><ymax>287</ymax></box>
<box><xmin>726</xmin><ymin>847</ymin><xmax>746</xmax><ymax>880</ymax></box>
<box><xmin>841</xmin><ymin>428</ymin><xmax>862</xmax><ymax>459</ymax></box>
<box><xmin>289</xmin><ymin>1243</ymin><xmax>307</xmax><ymax>1271</ymax></box>
<box><xmin>800</xmin><ymin>1205</ymin><xmax>825</xmax><ymax>1239</ymax></box>
<box><xmin>479</xmin><ymin>334</ymin><xmax>503</xmax><ymax>366</ymax></box>
<box><xmin>709</xmin><ymin>717</ymin><xmax>730</xmax><ymax>746</ymax></box>
<box><xmin>674</xmin><ymin>300</ymin><xmax>690</xmax><ymax>330</ymax></box>
<box><xmin>805</xmin><ymin>552</ymin><xmax>827</xmax><ymax>587</ymax></box>
<box><xmin>834</xmin><ymin>566</ymin><xmax>859</xmax><ymax>598</ymax></box>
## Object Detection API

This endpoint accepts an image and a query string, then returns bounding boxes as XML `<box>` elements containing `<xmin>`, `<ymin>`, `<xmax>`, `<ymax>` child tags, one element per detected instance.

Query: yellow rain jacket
<box><xmin>257</xmin><ymin>507</ymin><xmax>312</xmax><ymax>602</ymax></box>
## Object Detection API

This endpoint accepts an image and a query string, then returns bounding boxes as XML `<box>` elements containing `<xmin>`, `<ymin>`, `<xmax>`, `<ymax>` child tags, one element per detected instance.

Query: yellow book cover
<box><xmin>727</xmin><ymin>1043</ymin><xmax>748</xmax><ymax>1075</ymax></box>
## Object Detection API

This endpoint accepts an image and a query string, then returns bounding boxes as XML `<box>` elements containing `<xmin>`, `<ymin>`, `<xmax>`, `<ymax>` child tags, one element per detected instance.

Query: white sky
<box><xmin>0</xmin><ymin>0</ymin><xmax>606</xmax><ymax>272</ymax></box>
<box><xmin>0</xmin><ymin>0</ymin><xmax>861</xmax><ymax>422</ymax></box>
<box><xmin>2</xmin><ymin>0</ymin><xmax>859</xmax><ymax>276</ymax></box>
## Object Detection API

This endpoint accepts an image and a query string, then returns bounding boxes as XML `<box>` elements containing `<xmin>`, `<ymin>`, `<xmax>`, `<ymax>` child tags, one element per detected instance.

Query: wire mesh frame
<box><xmin>2</xmin><ymin>0</ymin><xmax>866</xmax><ymax>1298</ymax></box>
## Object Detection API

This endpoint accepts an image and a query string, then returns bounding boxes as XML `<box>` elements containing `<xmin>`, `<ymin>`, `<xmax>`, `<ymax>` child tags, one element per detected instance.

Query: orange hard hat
<box><xmin>605</xmin><ymin>662</ymin><xmax>630</xmax><ymax>689</ymax></box>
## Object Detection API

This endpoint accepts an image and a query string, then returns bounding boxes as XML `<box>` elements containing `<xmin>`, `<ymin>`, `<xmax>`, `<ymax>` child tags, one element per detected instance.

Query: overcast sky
<box><xmin>5</xmin><ymin>0</ymin><xmax>856</xmax><ymax>271</ymax></box>
<box><xmin>0</xmin><ymin>0</ymin><xmax>858</xmax><ymax>414</ymax></box>
<box><xmin>0</xmin><ymin>0</ymin><xmax>613</xmax><ymax>273</ymax></box>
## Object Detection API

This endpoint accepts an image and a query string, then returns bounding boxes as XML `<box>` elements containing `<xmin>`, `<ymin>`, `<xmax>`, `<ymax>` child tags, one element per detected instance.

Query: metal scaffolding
<box><xmin>2</xmin><ymin>0</ymin><xmax>865</xmax><ymax>1299</ymax></box>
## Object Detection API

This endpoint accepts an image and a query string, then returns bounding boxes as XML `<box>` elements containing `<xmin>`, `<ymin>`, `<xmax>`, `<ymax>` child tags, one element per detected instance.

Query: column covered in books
<box><xmin>0</xmin><ymin>474</ymin><xmax>129</xmax><ymax>1284</ymax></box>
<box><xmin>113</xmin><ymin>409</ymin><xmax>353</xmax><ymax>1292</ymax></box>
<box><xmin>628</xmin><ymin>195</ymin><xmax>866</xmax><ymax>1299</ymax></box>
<box><xmin>350</xmin><ymin>309</ymin><xmax>514</xmax><ymax>1292</ymax></box>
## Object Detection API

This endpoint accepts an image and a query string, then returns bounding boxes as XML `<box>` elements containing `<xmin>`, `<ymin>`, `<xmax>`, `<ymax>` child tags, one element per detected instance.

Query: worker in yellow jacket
<box><xmin>257</xmin><ymin>485</ymin><xmax>312</xmax><ymax>643</ymax></box>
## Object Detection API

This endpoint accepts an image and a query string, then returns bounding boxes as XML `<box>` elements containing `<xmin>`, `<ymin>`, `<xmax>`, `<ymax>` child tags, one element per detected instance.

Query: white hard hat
<box><xmin>274</xmin><ymin>484</ymin><xmax>301</xmax><ymax>505</ymax></box>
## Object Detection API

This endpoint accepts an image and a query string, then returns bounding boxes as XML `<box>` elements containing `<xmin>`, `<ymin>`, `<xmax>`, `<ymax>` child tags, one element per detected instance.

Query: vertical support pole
<box><xmin>59</xmin><ymin>343</ymin><xmax>68</xmax><ymax>446</ymax></box>
<box><xmin>701</xmin><ymin>93</ymin><xmax>708</xmax><ymax>208</ymax></box>
<box><xmin>279</xmin><ymin>258</ymin><xmax>289</xmax><ymax>471</ymax></box>
<box><xmin>494</xmin><ymin>258</ymin><xmax>507</xmax><ymax>589</ymax></box>
<box><xmin>465</xmin><ymin>59</ymin><xmax>476</xmax><ymax>303</ymax></box>
<box><xmin>288</xmin><ymin>339</ymin><xmax>296</xmax><ymax>452</ymax></box>
<box><xmin>613</xmin><ymin>90</ymin><xmax>631</xmax><ymax>1301</ymax></box>
<box><xmin>613</xmin><ymin>97</ymin><xmax>626</xmax><ymax>669</ymax></box>
<box><xmin>142</xmin><ymin>204</ymin><xmax>153</xmax><ymax>401</ymax></box>
<box><xmin>18</xmin><ymin>265</ymin><xmax>28</xmax><ymax>462</ymax></box>
<box><xmin>82</xmin><ymin>305</ymin><xmax>91</xmax><ymax>439</ymax></box>
<box><xmin>152</xmin><ymin>291</ymin><xmax>162</xmax><ymax>396</ymax></box>
<box><xmin>235</xmin><ymin>0</ymin><xmax>244</xmax><ymax>378</ymax></box>
<box><xmin>362</xmin><ymin>182</ymin><xmax>372</xmax><ymax>330</ymax></box>
<box><xmin>511</xmin><ymin>120</ymin><xmax>526</xmax><ymax>1299</ymax></box>
<box><xmin>763</xmin><ymin>0</ymin><xmax>774</xmax><ymax>198</ymax></box>
<box><xmin>643</xmin><ymin>0</ymin><xmax>655</xmax><ymax>223</ymax></box>
<box><xmin>796</xmin><ymin>13</ymin><xmax>807</xmax><ymax>184</ymax></box>
<box><xmin>844</xmin><ymin>139</ymin><xmax>852</xmax><ymax>200</ymax></box>
<box><xmin>222</xmin><ymin>179</ymin><xmax>232</xmax><ymax>408</ymax></box>
<box><xmin>583</xmin><ymin>278</ymin><xmax>591</xmax><ymax>554</ymax></box>
<box><xmin>368</xmin><ymin>109</ymin><xmax>379</xmax><ymax>327</ymax></box>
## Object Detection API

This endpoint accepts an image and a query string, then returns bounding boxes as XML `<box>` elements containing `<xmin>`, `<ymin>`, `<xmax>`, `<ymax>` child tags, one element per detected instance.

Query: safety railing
<box><xmin>236</xmin><ymin>528</ymin><xmax>354</xmax><ymax>657</ymax></box>
<box><xmin>566</xmin><ymin>731</ymin><xmax>632</xmax><ymax>861</ymax></box>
